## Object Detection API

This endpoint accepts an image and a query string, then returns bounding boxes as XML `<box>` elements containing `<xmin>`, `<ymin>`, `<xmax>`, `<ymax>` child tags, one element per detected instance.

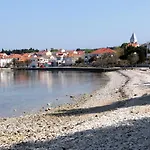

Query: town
<box><xmin>0</xmin><ymin>33</ymin><xmax>150</xmax><ymax>68</ymax></box>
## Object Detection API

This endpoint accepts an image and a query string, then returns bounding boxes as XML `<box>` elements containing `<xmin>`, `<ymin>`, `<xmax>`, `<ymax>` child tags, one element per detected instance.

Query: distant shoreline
<box><xmin>11</xmin><ymin>67</ymin><xmax>121</xmax><ymax>72</ymax></box>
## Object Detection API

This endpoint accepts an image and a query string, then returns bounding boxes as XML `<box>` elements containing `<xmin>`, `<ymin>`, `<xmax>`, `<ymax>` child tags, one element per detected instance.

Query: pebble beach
<box><xmin>0</xmin><ymin>69</ymin><xmax>150</xmax><ymax>150</ymax></box>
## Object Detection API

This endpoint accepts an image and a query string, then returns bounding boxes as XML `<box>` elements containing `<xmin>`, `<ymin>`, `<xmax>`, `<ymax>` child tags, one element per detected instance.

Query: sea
<box><xmin>0</xmin><ymin>69</ymin><xmax>109</xmax><ymax>117</ymax></box>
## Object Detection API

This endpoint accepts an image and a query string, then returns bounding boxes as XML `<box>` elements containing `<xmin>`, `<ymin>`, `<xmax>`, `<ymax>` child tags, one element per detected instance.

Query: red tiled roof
<box><xmin>9</xmin><ymin>54</ymin><xmax>22</xmax><ymax>58</ymax></box>
<box><xmin>127</xmin><ymin>43</ymin><xmax>139</xmax><ymax>47</ymax></box>
<box><xmin>19</xmin><ymin>56</ymin><xmax>30</xmax><ymax>62</ymax></box>
<box><xmin>37</xmin><ymin>50</ymin><xmax>47</xmax><ymax>54</ymax></box>
<box><xmin>67</xmin><ymin>51</ymin><xmax>85</xmax><ymax>57</ymax></box>
<box><xmin>91</xmin><ymin>48</ymin><xmax>115</xmax><ymax>54</ymax></box>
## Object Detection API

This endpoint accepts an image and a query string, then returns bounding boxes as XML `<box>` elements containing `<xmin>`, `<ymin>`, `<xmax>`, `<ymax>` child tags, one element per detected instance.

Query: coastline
<box><xmin>0</xmin><ymin>69</ymin><xmax>150</xmax><ymax>149</ymax></box>
<box><xmin>11</xmin><ymin>66</ymin><xmax>121</xmax><ymax>72</ymax></box>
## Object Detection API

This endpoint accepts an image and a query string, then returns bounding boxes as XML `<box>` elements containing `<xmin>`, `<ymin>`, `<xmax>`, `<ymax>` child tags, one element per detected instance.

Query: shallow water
<box><xmin>0</xmin><ymin>69</ymin><xmax>109</xmax><ymax>117</ymax></box>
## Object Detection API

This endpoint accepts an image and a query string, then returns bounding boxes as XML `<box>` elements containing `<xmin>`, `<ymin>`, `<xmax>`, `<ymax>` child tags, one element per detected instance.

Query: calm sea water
<box><xmin>0</xmin><ymin>69</ymin><xmax>109</xmax><ymax>117</ymax></box>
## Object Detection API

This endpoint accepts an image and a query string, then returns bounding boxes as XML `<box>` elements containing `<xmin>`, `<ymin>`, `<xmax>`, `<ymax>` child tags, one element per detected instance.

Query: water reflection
<box><xmin>0</xmin><ymin>70</ymin><xmax>109</xmax><ymax>117</ymax></box>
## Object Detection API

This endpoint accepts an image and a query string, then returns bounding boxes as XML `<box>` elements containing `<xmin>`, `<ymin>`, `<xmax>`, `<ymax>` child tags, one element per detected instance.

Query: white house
<box><xmin>0</xmin><ymin>58</ymin><xmax>13</xmax><ymax>67</ymax></box>
<box><xmin>141</xmin><ymin>42</ymin><xmax>150</xmax><ymax>58</ymax></box>
<box><xmin>0</xmin><ymin>53</ymin><xmax>13</xmax><ymax>67</ymax></box>
<box><xmin>29</xmin><ymin>54</ymin><xmax>39</xmax><ymax>68</ymax></box>
<box><xmin>62</xmin><ymin>57</ymin><xmax>73</xmax><ymax>66</ymax></box>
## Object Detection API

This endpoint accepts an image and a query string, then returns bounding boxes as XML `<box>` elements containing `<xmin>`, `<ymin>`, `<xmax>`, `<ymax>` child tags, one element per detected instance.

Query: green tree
<box><xmin>75</xmin><ymin>57</ymin><xmax>84</xmax><ymax>64</ymax></box>
<box><xmin>24</xmin><ymin>59</ymin><xmax>32</xmax><ymax>67</ymax></box>
<box><xmin>50</xmin><ymin>48</ymin><xmax>58</xmax><ymax>52</ymax></box>
<box><xmin>127</xmin><ymin>52</ymin><xmax>139</xmax><ymax>65</ymax></box>
<box><xmin>121</xmin><ymin>43</ymin><xmax>128</xmax><ymax>49</ymax></box>
<box><xmin>1</xmin><ymin>48</ymin><xmax>5</xmax><ymax>53</ymax></box>
<box><xmin>12</xmin><ymin>58</ymin><xmax>19</xmax><ymax>68</ymax></box>
<box><xmin>120</xmin><ymin>46</ymin><xmax>147</xmax><ymax>63</ymax></box>
<box><xmin>114</xmin><ymin>47</ymin><xmax>124</xmax><ymax>57</ymax></box>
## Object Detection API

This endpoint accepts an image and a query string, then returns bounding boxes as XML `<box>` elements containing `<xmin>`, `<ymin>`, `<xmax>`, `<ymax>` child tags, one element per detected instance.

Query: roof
<box><xmin>91</xmin><ymin>48</ymin><xmax>115</xmax><ymax>54</ymax></box>
<box><xmin>67</xmin><ymin>50</ymin><xmax>85</xmax><ymax>57</ymax></box>
<box><xmin>9</xmin><ymin>54</ymin><xmax>22</xmax><ymax>58</ymax></box>
<box><xmin>127</xmin><ymin>43</ymin><xmax>139</xmax><ymax>47</ymax></box>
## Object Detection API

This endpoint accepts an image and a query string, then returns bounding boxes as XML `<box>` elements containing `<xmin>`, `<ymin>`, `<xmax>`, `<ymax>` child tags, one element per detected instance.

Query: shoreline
<box><xmin>0</xmin><ymin>69</ymin><xmax>150</xmax><ymax>149</ymax></box>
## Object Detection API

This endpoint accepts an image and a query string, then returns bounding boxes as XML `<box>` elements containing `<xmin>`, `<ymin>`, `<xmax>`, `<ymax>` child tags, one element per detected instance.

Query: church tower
<box><xmin>130</xmin><ymin>33</ymin><xmax>138</xmax><ymax>43</ymax></box>
<box><xmin>127</xmin><ymin>33</ymin><xmax>139</xmax><ymax>47</ymax></box>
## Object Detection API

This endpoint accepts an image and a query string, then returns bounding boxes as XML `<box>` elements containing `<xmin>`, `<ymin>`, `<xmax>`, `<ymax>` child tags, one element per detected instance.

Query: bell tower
<box><xmin>130</xmin><ymin>33</ymin><xmax>138</xmax><ymax>43</ymax></box>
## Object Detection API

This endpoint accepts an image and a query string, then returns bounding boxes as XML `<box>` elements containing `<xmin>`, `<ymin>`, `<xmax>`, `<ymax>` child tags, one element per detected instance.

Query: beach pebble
<box><xmin>70</xmin><ymin>95</ymin><xmax>75</xmax><ymax>98</ymax></box>
<box><xmin>47</xmin><ymin>103</ymin><xmax>51</xmax><ymax>106</ymax></box>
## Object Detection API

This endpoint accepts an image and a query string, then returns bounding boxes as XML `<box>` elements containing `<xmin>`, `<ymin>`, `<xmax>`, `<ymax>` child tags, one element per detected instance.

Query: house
<box><xmin>9</xmin><ymin>54</ymin><xmax>32</xmax><ymax>67</ymax></box>
<box><xmin>29</xmin><ymin>54</ymin><xmax>39</xmax><ymax>68</ymax></box>
<box><xmin>90</xmin><ymin>48</ymin><xmax>116</xmax><ymax>58</ymax></box>
<box><xmin>9</xmin><ymin>54</ymin><xmax>22</xmax><ymax>61</ymax></box>
<box><xmin>0</xmin><ymin>53</ymin><xmax>7</xmax><ymax>58</ymax></box>
<box><xmin>142</xmin><ymin>42</ymin><xmax>150</xmax><ymax>50</ymax></box>
<box><xmin>29</xmin><ymin>50</ymin><xmax>58</xmax><ymax>67</ymax></box>
<box><xmin>67</xmin><ymin>50</ymin><xmax>85</xmax><ymax>64</ymax></box>
<box><xmin>141</xmin><ymin>42</ymin><xmax>150</xmax><ymax>59</ymax></box>
<box><xmin>0</xmin><ymin>55</ymin><xmax>13</xmax><ymax>67</ymax></box>
<box><xmin>18</xmin><ymin>53</ymin><xmax>32</xmax><ymax>64</ymax></box>
<box><xmin>63</xmin><ymin>57</ymin><xmax>73</xmax><ymax>66</ymax></box>
<box><xmin>0</xmin><ymin>53</ymin><xmax>14</xmax><ymax>67</ymax></box>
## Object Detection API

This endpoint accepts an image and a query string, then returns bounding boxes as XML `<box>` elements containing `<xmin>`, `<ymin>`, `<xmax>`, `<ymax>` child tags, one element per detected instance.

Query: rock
<box><xmin>130</xmin><ymin>110</ymin><xmax>133</xmax><ymax>113</ymax></box>
<box><xmin>47</xmin><ymin>103</ymin><xmax>51</xmax><ymax>106</ymax></box>
<box><xmin>70</xmin><ymin>95</ymin><xmax>74</xmax><ymax>98</ymax></box>
<box><xmin>142</xmin><ymin>93</ymin><xmax>148</xmax><ymax>97</ymax></box>
<box><xmin>45</xmin><ymin>108</ymin><xmax>50</xmax><ymax>111</ymax></box>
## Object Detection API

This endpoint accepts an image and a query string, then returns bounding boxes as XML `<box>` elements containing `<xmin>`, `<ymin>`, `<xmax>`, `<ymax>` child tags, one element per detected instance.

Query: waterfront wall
<box><xmin>12</xmin><ymin>67</ymin><xmax>121</xmax><ymax>72</ymax></box>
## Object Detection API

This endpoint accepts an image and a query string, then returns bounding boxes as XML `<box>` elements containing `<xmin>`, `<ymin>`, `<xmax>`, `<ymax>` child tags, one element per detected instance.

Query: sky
<box><xmin>0</xmin><ymin>0</ymin><xmax>150</xmax><ymax>50</ymax></box>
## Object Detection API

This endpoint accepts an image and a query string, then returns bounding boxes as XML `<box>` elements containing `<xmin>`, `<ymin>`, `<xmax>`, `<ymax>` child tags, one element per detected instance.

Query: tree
<box><xmin>88</xmin><ymin>56</ymin><xmax>97</xmax><ymax>63</ymax></box>
<box><xmin>121</xmin><ymin>43</ymin><xmax>128</xmax><ymax>49</ymax></box>
<box><xmin>114</xmin><ymin>47</ymin><xmax>124</xmax><ymax>57</ymax></box>
<box><xmin>91</xmin><ymin>53</ymin><xmax>118</xmax><ymax>67</ymax></box>
<box><xmin>76</xmin><ymin>48</ymin><xmax>81</xmax><ymax>51</ymax></box>
<box><xmin>12</xmin><ymin>58</ymin><xmax>19</xmax><ymax>68</ymax></box>
<box><xmin>24</xmin><ymin>59</ymin><xmax>32</xmax><ymax>67</ymax></box>
<box><xmin>120</xmin><ymin>46</ymin><xmax>147</xmax><ymax>64</ymax></box>
<box><xmin>84</xmin><ymin>49</ymin><xmax>95</xmax><ymax>54</ymax></box>
<box><xmin>75</xmin><ymin>57</ymin><xmax>84</xmax><ymax>64</ymax></box>
<box><xmin>127</xmin><ymin>52</ymin><xmax>139</xmax><ymax>65</ymax></box>
<box><xmin>136</xmin><ymin>46</ymin><xmax>147</xmax><ymax>63</ymax></box>
<box><xmin>1</xmin><ymin>48</ymin><xmax>39</xmax><ymax>55</ymax></box>
<box><xmin>50</xmin><ymin>48</ymin><xmax>58</xmax><ymax>52</ymax></box>
<box><xmin>1</xmin><ymin>48</ymin><xmax>5</xmax><ymax>53</ymax></box>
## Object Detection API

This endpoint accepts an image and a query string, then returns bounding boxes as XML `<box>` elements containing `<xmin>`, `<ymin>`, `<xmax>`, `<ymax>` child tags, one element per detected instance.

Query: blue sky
<box><xmin>0</xmin><ymin>0</ymin><xmax>150</xmax><ymax>50</ymax></box>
